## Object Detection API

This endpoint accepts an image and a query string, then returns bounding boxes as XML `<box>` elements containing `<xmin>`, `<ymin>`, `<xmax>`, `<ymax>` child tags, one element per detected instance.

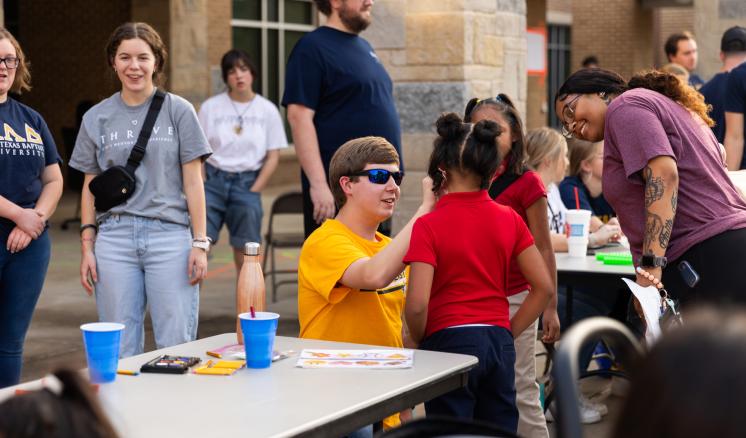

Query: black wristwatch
<box><xmin>640</xmin><ymin>253</ymin><xmax>667</xmax><ymax>268</ymax></box>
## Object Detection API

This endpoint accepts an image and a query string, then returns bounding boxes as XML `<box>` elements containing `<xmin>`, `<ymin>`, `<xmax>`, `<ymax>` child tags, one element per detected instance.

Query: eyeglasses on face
<box><xmin>0</xmin><ymin>57</ymin><xmax>19</xmax><ymax>69</ymax></box>
<box><xmin>348</xmin><ymin>169</ymin><xmax>403</xmax><ymax>186</ymax></box>
<box><xmin>560</xmin><ymin>94</ymin><xmax>582</xmax><ymax>138</ymax></box>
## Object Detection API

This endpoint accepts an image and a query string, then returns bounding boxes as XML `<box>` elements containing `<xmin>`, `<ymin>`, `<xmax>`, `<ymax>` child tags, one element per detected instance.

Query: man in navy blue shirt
<box><xmin>283</xmin><ymin>0</ymin><xmax>402</xmax><ymax>237</ymax></box>
<box><xmin>664</xmin><ymin>32</ymin><xmax>705</xmax><ymax>90</ymax></box>
<box><xmin>723</xmin><ymin>27</ymin><xmax>746</xmax><ymax>170</ymax></box>
<box><xmin>701</xmin><ymin>27</ymin><xmax>746</xmax><ymax>157</ymax></box>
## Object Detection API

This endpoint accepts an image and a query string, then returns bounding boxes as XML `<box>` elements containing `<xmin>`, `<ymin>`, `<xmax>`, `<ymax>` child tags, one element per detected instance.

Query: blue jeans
<box><xmin>204</xmin><ymin>163</ymin><xmax>263</xmax><ymax>249</ymax></box>
<box><xmin>94</xmin><ymin>215</ymin><xmax>198</xmax><ymax>357</ymax></box>
<box><xmin>0</xmin><ymin>227</ymin><xmax>50</xmax><ymax>388</ymax></box>
<box><xmin>420</xmin><ymin>326</ymin><xmax>518</xmax><ymax>434</ymax></box>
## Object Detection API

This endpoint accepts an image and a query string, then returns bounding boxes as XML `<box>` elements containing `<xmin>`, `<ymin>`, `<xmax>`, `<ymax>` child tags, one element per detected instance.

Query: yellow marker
<box><xmin>206</xmin><ymin>351</ymin><xmax>222</xmax><ymax>359</ymax></box>
<box><xmin>117</xmin><ymin>370</ymin><xmax>140</xmax><ymax>376</ymax></box>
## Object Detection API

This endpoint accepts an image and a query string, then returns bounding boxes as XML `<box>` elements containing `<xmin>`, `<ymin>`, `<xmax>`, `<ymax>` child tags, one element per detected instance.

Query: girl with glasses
<box><xmin>555</xmin><ymin>67</ymin><xmax>746</xmax><ymax>305</ymax></box>
<box><xmin>464</xmin><ymin>94</ymin><xmax>558</xmax><ymax>438</ymax></box>
<box><xmin>404</xmin><ymin>113</ymin><xmax>552</xmax><ymax>434</ymax></box>
<box><xmin>0</xmin><ymin>28</ymin><xmax>63</xmax><ymax>388</ymax></box>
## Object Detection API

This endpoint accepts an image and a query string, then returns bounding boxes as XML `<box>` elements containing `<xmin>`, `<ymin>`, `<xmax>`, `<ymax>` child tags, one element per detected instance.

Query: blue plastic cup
<box><xmin>80</xmin><ymin>322</ymin><xmax>125</xmax><ymax>383</ymax></box>
<box><xmin>239</xmin><ymin>312</ymin><xmax>280</xmax><ymax>369</ymax></box>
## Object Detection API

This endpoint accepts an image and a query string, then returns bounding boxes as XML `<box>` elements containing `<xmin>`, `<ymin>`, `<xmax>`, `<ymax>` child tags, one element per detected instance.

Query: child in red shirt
<box><xmin>465</xmin><ymin>94</ymin><xmax>559</xmax><ymax>437</ymax></box>
<box><xmin>404</xmin><ymin>113</ymin><xmax>552</xmax><ymax>434</ymax></box>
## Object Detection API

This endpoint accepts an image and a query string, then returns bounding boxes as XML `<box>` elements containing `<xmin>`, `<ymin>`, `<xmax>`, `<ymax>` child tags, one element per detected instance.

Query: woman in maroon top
<box><xmin>556</xmin><ymin>68</ymin><xmax>746</xmax><ymax>305</ymax></box>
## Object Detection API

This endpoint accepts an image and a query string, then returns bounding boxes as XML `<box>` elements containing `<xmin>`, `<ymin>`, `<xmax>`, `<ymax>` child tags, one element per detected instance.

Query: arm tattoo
<box><xmin>671</xmin><ymin>188</ymin><xmax>678</xmax><ymax>213</ymax></box>
<box><xmin>643</xmin><ymin>165</ymin><xmax>665</xmax><ymax>208</ymax></box>
<box><xmin>644</xmin><ymin>213</ymin><xmax>663</xmax><ymax>253</ymax></box>
<box><xmin>659</xmin><ymin>219</ymin><xmax>673</xmax><ymax>249</ymax></box>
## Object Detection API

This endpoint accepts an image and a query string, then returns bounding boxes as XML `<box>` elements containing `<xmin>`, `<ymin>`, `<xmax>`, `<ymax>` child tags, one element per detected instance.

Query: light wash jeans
<box><xmin>94</xmin><ymin>214</ymin><xmax>198</xmax><ymax>357</ymax></box>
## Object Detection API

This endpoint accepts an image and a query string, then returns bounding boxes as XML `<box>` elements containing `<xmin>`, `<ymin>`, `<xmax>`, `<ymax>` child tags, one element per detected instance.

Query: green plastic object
<box><xmin>595</xmin><ymin>252</ymin><xmax>633</xmax><ymax>265</ymax></box>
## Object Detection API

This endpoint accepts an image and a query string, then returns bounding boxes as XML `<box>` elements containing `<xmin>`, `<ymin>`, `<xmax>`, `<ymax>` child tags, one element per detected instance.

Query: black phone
<box><xmin>678</xmin><ymin>260</ymin><xmax>700</xmax><ymax>288</ymax></box>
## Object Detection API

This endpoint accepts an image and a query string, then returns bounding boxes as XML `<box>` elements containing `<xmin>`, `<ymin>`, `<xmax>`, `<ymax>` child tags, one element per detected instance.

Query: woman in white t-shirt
<box><xmin>198</xmin><ymin>49</ymin><xmax>288</xmax><ymax>272</ymax></box>
<box><xmin>525</xmin><ymin>128</ymin><xmax>620</xmax><ymax>251</ymax></box>
<box><xmin>526</xmin><ymin>127</ymin><xmax>623</xmax><ymax>423</ymax></box>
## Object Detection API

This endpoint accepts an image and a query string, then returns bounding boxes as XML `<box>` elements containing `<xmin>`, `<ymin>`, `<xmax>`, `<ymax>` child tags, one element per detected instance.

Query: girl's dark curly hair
<box><xmin>556</xmin><ymin>67</ymin><xmax>714</xmax><ymax>127</ymax></box>
<box><xmin>429</xmin><ymin>112</ymin><xmax>501</xmax><ymax>193</ymax></box>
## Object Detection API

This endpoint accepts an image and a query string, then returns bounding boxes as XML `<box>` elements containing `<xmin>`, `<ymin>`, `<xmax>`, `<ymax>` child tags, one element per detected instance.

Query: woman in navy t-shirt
<box><xmin>0</xmin><ymin>28</ymin><xmax>63</xmax><ymax>388</ymax></box>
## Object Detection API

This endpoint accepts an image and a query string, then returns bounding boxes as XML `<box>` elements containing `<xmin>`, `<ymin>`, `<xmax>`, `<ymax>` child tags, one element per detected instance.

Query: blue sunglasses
<box><xmin>348</xmin><ymin>169</ymin><xmax>403</xmax><ymax>186</ymax></box>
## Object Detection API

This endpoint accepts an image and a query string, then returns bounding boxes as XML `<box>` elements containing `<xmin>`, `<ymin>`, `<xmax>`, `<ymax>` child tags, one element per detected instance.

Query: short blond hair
<box><xmin>525</xmin><ymin>127</ymin><xmax>567</xmax><ymax>171</ymax></box>
<box><xmin>329</xmin><ymin>137</ymin><xmax>400</xmax><ymax>208</ymax></box>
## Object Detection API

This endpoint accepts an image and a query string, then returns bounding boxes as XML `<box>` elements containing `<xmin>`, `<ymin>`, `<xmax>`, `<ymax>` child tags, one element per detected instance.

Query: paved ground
<box><xmin>19</xmin><ymin>186</ymin><xmax>621</xmax><ymax>437</ymax></box>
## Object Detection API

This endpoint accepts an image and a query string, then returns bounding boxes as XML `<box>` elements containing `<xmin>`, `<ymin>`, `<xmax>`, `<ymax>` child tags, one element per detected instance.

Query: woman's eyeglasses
<box><xmin>348</xmin><ymin>169</ymin><xmax>403</xmax><ymax>186</ymax></box>
<box><xmin>560</xmin><ymin>94</ymin><xmax>582</xmax><ymax>138</ymax></box>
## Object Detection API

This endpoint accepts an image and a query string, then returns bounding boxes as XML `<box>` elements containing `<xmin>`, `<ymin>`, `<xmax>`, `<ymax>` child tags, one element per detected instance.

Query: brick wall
<box><xmin>18</xmin><ymin>1</ymin><xmax>130</xmax><ymax>164</ymax></box>
<box><xmin>654</xmin><ymin>7</ymin><xmax>694</xmax><ymax>68</ymax></box>
<box><xmin>572</xmin><ymin>0</ymin><xmax>653</xmax><ymax>80</ymax></box>
<box><xmin>547</xmin><ymin>0</ymin><xmax>571</xmax><ymax>14</ymax></box>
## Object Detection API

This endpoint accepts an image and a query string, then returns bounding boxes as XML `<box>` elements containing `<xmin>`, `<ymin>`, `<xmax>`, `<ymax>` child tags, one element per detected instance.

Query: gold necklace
<box><xmin>229</xmin><ymin>94</ymin><xmax>254</xmax><ymax>135</ymax></box>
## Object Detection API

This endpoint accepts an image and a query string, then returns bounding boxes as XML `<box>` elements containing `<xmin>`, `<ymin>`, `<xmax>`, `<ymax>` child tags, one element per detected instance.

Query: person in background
<box><xmin>614</xmin><ymin>308</ymin><xmax>746</xmax><ymax>438</ymax></box>
<box><xmin>527</xmin><ymin>129</ymin><xmax>621</xmax><ymax>253</ymax></box>
<box><xmin>722</xmin><ymin>27</ymin><xmax>746</xmax><ymax>170</ymax></box>
<box><xmin>660</xmin><ymin>63</ymin><xmax>690</xmax><ymax>86</ymax></box>
<box><xmin>0</xmin><ymin>28</ymin><xmax>63</xmax><ymax>389</ymax></box>
<box><xmin>556</xmin><ymin>67</ymin><xmax>746</xmax><ymax>304</ymax></box>
<box><xmin>70</xmin><ymin>22</ymin><xmax>212</xmax><ymax>358</ymax></box>
<box><xmin>664</xmin><ymin>31</ymin><xmax>704</xmax><ymax>90</ymax></box>
<box><xmin>283</xmin><ymin>0</ymin><xmax>401</xmax><ymax>238</ymax></box>
<box><xmin>526</xmin><ymin>127</ymin><xmax>621</xmax><ymax>423</ymax></box>
<box><xmin>297</xmin><ymin>136</ymin><xmax>435</xmax><ymax>432</ymax></box>
<box><xmin>404</xmin><ymin>113</ymin><xmax>552</xmax><ymax>434</ymax></box>
<box><xmin>0</xmin><ymin>368</ymin><xmax>120</xmax><ymax>438</ymax></box>
<box><xmin>198</xmin><ymin>49</ymin><xmax>287</xmax><ymax>274</ymax></box>
<box><xmin>581</xmin><ymin>55</ymin><xmax>599</xmax><ymax>69</ymax></box>
<box><xmin>465</xmin><ymin>95</ymin><xmax>559</xmax><ymax>438</ymax></box>
<box><xmin>559</xmin><ymin>138</ymin><xmax>618</xmax><ymax>231</ymax></box>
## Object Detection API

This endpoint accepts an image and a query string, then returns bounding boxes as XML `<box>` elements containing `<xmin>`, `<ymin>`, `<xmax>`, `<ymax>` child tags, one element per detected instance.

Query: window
<box><xmin>547</xmin><ymin>24</ymin><xmax>571</xmax><ymax>128</ymax></box>
<box><xmin>232</xmin><ymin>0</ymin><xmax>316</xmax><ymax>105</ymax></box>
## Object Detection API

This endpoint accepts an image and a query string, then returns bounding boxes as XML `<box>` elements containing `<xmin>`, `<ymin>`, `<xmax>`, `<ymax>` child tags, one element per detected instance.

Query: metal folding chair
<box><xmin>263</xmin><ymin>191</ymin><xmax>305</xmax><ymax>302</ymax></box>
<box><xmin>551</xmin><ymin>317</ymin><xmax>644</xmax><ymax>438</ymax></box>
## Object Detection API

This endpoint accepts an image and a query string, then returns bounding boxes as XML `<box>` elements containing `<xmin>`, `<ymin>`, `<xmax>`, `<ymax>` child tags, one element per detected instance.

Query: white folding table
<box><xmin>0</xmin><ymin>334</ymin><xmax>478</xmax><ymax>437</ymax></box>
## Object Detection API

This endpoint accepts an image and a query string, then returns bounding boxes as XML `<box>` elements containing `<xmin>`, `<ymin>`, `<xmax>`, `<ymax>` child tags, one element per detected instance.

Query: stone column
<box><xmin>132</xmin><ymin>0</ymin><xmax>211</xmax><ymax>106</ymax></box>
<box><xmin>366</xmin><ymin>0</ymin><xmax>528</xmax><ymax>232</ymax></box>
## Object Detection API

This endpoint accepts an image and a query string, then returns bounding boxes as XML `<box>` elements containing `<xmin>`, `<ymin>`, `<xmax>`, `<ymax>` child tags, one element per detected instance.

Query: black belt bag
<box><xmin>88</xmin><ymin>89</ymin><xmax>166</xmax><ymax>212</ymax></box>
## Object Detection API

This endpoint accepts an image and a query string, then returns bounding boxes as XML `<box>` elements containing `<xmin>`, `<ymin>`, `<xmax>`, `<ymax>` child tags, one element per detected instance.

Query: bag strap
<box><xmin>488</xmin><ymin>166</ymin><xmax>526</xmax><ymax>199</ymax></box>
<box><xmin>125</xmin><ymin>89</ymin><xmax>166</xmax><ymax>171</ymax></box>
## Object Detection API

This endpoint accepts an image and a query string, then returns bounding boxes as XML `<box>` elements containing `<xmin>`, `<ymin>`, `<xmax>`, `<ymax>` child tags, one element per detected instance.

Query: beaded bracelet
<box><xmin>636</xmin><ymin>266</ymin><xmax>664</xmax><ymax>290</ymax></box>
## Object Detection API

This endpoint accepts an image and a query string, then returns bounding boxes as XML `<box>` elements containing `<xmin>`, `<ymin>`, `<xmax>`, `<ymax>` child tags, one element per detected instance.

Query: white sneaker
<box><xmin>579</xmin><ymin>403</ymin><xmax>603</xmax><ymax>424</ymax></box>
<box><xmin>544</xmin><ymin>403</ymin><xmax>602</xmax><ymax>425</ymax></box>
<box><xmin>581</xmin><ymin>395</ymin><xmax>608</xmax><ymax>416</ymax></box>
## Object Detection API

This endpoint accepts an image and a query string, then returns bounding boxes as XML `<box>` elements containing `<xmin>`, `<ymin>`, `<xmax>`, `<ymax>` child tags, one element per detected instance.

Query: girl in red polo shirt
<box><xmin>404</xmin><ymin>113</ymin><xmax>553</xmax><ymax>434</ymax></box>
<box><xmin>465</xmin><ymin>95</ymin><xmax>558</xmax><ymax>437</ymax></box>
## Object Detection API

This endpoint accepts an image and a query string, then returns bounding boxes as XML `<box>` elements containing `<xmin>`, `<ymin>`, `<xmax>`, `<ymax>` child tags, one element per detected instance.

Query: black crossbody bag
<box><xmin>88</xmin><ymin>89</ymin><xmax>166</xmax><ymax>212</ymax></box>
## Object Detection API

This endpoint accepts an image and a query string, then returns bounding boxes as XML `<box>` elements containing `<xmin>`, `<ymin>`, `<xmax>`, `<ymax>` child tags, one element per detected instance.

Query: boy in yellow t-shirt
<box><xmin>297</xmin><ymin>136</ymin><xmax>435</xmax><ymax>429</ymax></box>
<box><xmin>299</xmin><ymin>136</ymin><xmax>434</xmax><ymax>346</ymax></box>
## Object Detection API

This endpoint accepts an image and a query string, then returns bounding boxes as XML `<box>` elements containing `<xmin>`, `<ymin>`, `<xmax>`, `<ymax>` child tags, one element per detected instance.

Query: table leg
<box><xmin>565</xmin><ymin>284</ymin><xmax>574</xmax><ymax>325</ymax></box>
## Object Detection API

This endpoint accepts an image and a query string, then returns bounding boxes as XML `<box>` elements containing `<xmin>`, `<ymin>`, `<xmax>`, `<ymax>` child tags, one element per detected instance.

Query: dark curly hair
<box><xmin>556</xmin><ymin>67</ymin><xmax>714</xmax><ymax>127</ymax></box>
<box><xmin>429</xmin><ymin>113</ymin><xmax>501</xmax><ymax>193</ymax></box>
<box><xmin>0</xmin><ymin>368</ymin><xmax>119</xmax><ymax>438</ymax></box>
<box><xmin>463</xmin><ymin>93</ymin><xmax>527</xmax><ymax>175</ymax></box>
